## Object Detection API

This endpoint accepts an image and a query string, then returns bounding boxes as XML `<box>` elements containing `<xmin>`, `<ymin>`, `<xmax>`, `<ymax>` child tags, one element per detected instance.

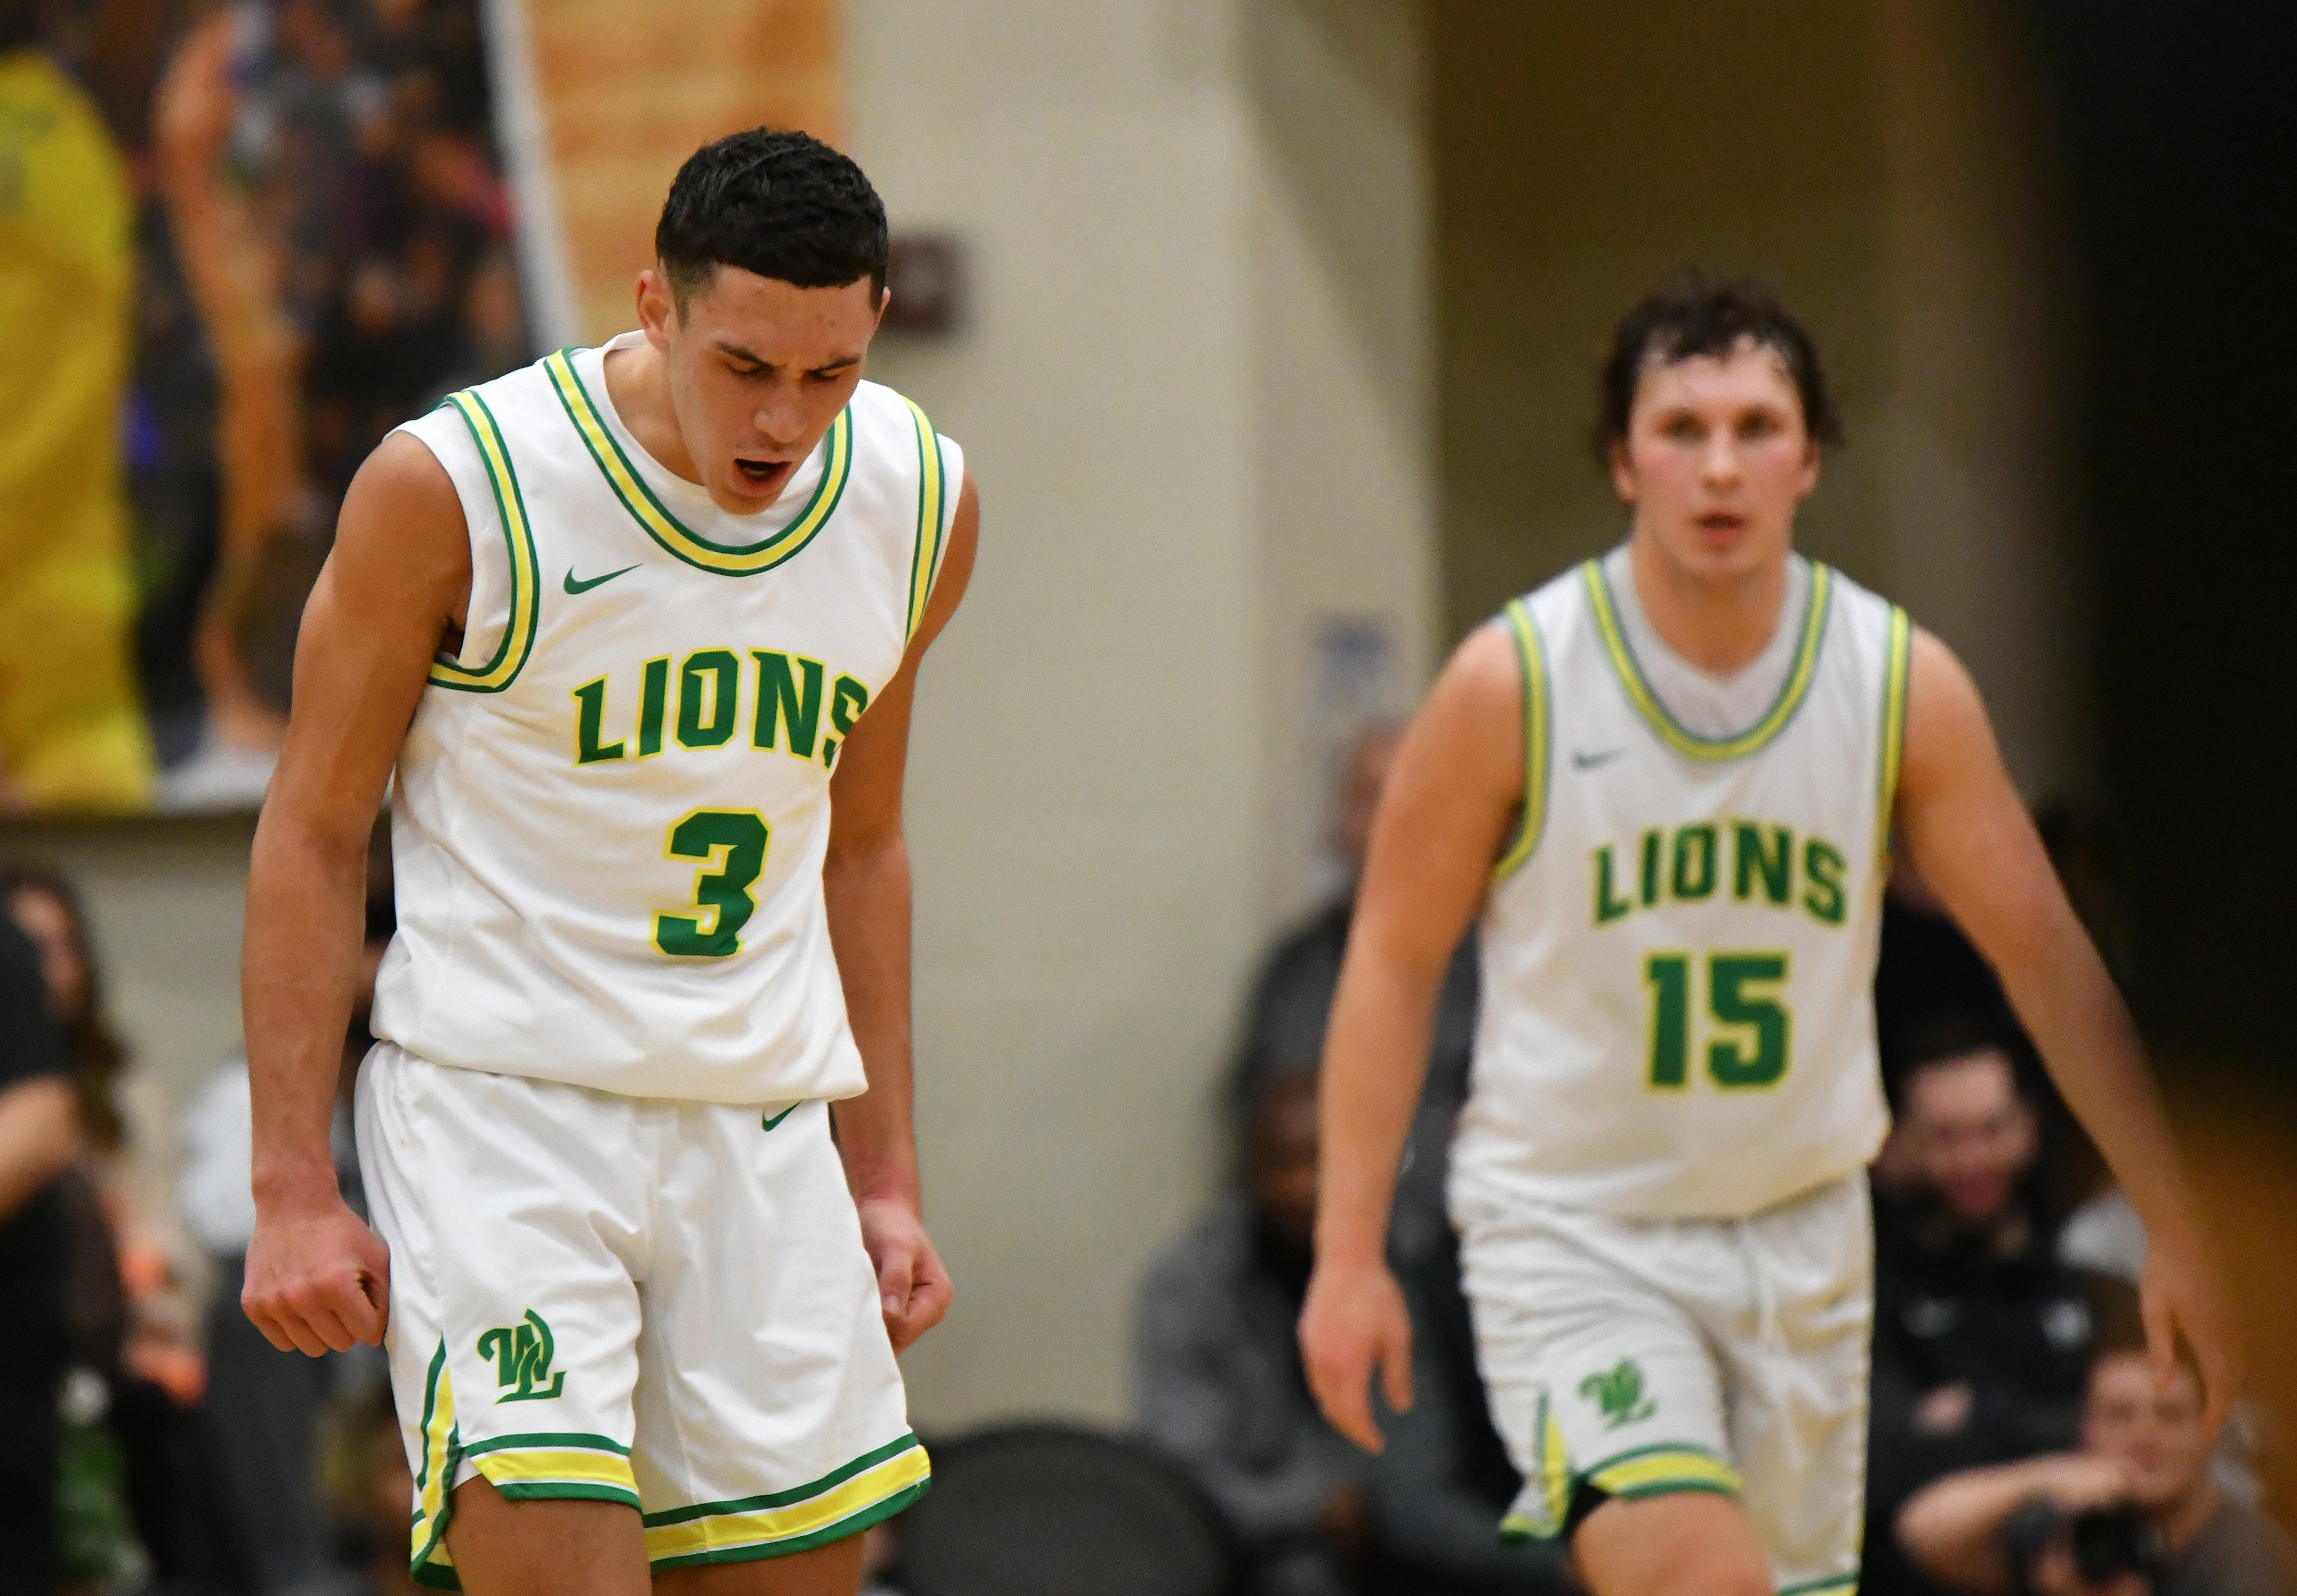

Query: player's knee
<box><xmin>1575</xmin><ymin>1492</ymin><xmax>1772</xmax><ymax>1596</ymax></box>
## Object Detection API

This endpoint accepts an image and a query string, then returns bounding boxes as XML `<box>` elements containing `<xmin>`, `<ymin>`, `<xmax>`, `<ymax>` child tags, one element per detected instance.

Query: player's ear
<box><xmin>1608</xmin><ymin>436</ymin><xmax>1638</xmax><ymax>506</ymax></box>
<box><xmin>1795</xmin><ymin>430</ymin><xmax>1822</xmax><ymax>498</ymax></box>
<box><xmin>636</xmin><ymin>266</ymin><xmax>679</xmax><ymax>350</ymax></box>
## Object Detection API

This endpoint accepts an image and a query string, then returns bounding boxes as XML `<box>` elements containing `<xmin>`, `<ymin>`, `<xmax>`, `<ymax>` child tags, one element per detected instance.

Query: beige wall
<box><xmin>849</xmin><ymin>0</ymin><xmax>1434</xmax><ymax>1429</ymax></box>
<box><xmin>0</xmin><ymin>816</ymin><xmax>254</xmax><ymax>1212</ymax></box>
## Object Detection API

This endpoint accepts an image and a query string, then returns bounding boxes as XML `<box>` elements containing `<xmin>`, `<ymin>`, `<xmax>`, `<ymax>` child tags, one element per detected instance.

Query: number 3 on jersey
<box><xmin>1643</xmin><ymin>951</ymin><xmax>1792</xmax><ymax>1090</ymax></box>
<box><xmin>654</xmin><ymin>809</ymin><xmax>771</xmax><ymax>958</ymax></box>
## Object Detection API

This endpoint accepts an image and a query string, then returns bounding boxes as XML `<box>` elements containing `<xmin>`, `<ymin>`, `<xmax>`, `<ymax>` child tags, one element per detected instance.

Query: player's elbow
<box><xmin>824</xmin><ymin>815</ymin><xmax>907</xmax><ymax>883</ymax></box>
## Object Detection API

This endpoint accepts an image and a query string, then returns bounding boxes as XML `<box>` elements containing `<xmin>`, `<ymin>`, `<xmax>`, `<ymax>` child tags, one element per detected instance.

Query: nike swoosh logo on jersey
<box><xmin>1572</xmin><ymin>747</ymin><xmax>1628</xmax><ymax>770</ymax></box>
<box><xmin>563</xmin><ymin>564</ymin><xmax>639</xmax><ymax>595</ymax></box>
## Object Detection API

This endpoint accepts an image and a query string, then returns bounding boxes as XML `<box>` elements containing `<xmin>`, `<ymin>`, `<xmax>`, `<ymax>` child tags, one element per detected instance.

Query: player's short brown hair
<box><xmin>1596</xmin><ymin>272</ymin><xmax>1843</xmax><ymax>456</ymax></box>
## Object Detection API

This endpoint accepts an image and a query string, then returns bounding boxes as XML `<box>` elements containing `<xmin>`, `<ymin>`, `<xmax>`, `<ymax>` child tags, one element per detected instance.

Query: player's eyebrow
<box><xmin>714</xmin><ymin>338</ymin><xmax>861</xmax><ymax>373</ymax></box>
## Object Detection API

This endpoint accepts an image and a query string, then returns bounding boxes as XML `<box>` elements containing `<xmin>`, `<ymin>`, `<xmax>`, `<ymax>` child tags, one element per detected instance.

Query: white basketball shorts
<box><xmin>355</xmin><ymin>1042</ymin><xmax>926</xmax><ymax>1589</ymax></box>
<box><xmin>1453</xmin><ymin>1167</ymin><xmax>1871</xmax><ymax>1596</ymax></box>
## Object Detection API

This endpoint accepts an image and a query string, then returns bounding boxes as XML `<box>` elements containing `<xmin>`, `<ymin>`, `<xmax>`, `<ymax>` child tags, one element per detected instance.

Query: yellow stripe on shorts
<box><xmin>644</xmin><ymin>1435</ymin><xmax>931</xmax><ymax>1569</ymax></box>
<box><xmin>466</xmin><ymin>1435</ymin><xmax>641</xmax><ymax>1509</ymax></box>
<box><xmin>409</xmin><ymin>1343</ymin><xmax>462</xmax><ymax>1584</ymax></box>
<box><xmin>1585</xmin><ymin>1444</ymin><xmax>1744</xmax><ymax>1501</ymax></box>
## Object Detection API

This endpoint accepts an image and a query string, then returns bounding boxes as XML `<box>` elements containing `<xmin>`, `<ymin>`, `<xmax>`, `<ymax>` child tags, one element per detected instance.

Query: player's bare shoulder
<box><xmin>328</xmin><ymin>429</ymin><xmax>475</xmax><ymax>639</ymax></box>
<box><xmin>1417</xmin><ymin>616</ymin><xmax>1531</xmax><ymax>803</ymax></box>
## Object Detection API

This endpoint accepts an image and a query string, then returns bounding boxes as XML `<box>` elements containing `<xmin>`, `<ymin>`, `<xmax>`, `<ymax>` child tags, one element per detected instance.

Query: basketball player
<box><xmin>1297</xmin><ymin>279</ymin><xmax>2236</xmax><ymax>1596</ymax></box>
<box><xmin>238</xmin><ymin>130</ymin><xmax>973</xmax><ymax>1596</ymax></box>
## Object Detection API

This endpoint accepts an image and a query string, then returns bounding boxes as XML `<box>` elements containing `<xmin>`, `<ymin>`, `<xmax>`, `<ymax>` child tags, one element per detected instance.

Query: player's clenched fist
<box><xmin>1298</xmin><ymin>1256</ymin><xmax>1415</xmax><ymax>1455</ymax></box>
<box><xmin>857</xmin><ymin>1196</ymin><xmax>955</xmax><ymax>1354</ymax></box>
<box><xmin>243</xmin><ymin>1194</ymin><xmax>391</xmax><ymax>1356</ymax></box>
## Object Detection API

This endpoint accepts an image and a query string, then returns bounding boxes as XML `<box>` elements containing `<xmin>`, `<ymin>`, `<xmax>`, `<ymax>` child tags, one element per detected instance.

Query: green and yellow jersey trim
<box><xmin>1583</xmin><ymin>1441</ymin><xmax>1743</xmax><ymax>1502</ymax></box>
<box><xmin>1875</xmin><ymin>604</ymin><xmax>1913</xmax><ymax>861</ymax></box>
<box><xmin>1583</xmin><ymin>557</ymin><xmax>1833</xmax><ymax>762</ymax></box>
<box><xmin>1777</xmin><ymin>1574</ymin><xmax>1861</xmax><ymax>1596</ymax></box>
<box><xmin>1494</xmin><ymin>1392</ymin><xmax>1572</xmax><ymax>1541</ymax></box>
<box><xmin>428</xmin><ymin>391</ymin><xmax>541</xmax><ymax>693</ymax></box>
<box><xmin>902</xmin><ymin>398</ymin><xmax>950</xmax><ymax>642</ymax></box>
<box><xmin>1498</xmin><ymin>1438</ymin><xmax>1744</xmax><ymax>1544</ymax></box>
<box><xmin>1492</xmin><ymin>598</ymin><xmax>1554</xmax><ymax>881</ymax></box>
<box><xmin>409</xmin><ymin>1343</ymin><xmax>463</xmax><ymax>1587</ymax></box>
<box><xmin>544</xmin><ymin>348</ymin><xmax>854</xmax><ymax>577</ymax></box>
<box><xmin>643</xmin><ymin>1433</ymin><xmax>931</xmax><ymax>1569</ymax></box>
<box><xmin>464</xmin><ymin>1432</ymin><xmax>640</xmax><ymax>1510</ymax></box>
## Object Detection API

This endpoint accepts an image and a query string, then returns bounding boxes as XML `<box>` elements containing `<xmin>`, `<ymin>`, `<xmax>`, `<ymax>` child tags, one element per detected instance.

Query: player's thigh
<box><xmin>630</xmin><ymin>1101</ymin><xmax>924</xmax><ymax>1572</ymax></box>
<box><xmin>651</xmin><ymin>1536</ymin><xmax>864</xmax><ymax>1596</ymax></box>
<box><xmin>1718</xmin><ymin>1173</ymin><xmax>1872</xmax><ymax>1596</ymax></box>
<box><xmin>1574</xmin><ymin>1490</ymin><xmax>1772</xmax><ymax>1596</ymax></box>
<box><xmin>360</xmin><ymin>1047</ymin><xmax>653</xmax><ymax>1587</ymax></box>
<box><xmin>1457</xmin><ymin>1189</ymin><xmax>1736</xmax><ymax>1543</ymax></box>
<box><xmin>443</xmin><ymin>1476</ymin><xmax>649</xmax><ymax>1596</ymax></box>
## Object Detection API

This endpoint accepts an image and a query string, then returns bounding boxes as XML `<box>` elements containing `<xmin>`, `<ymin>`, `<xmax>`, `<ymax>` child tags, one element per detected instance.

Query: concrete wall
<box><xmin>850</xmin><ymin>0</ymin><xmax>1435</xmax><ymax>1429</ymax></box>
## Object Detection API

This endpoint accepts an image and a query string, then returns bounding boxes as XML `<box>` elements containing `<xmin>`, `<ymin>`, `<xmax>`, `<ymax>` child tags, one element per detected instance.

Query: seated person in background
<box><xmin>177</xmin><ymin>847</ymin><xmax>392</xmax><ymax>1596</ymax></box>
<box><xmin>322</xmin><ymin>1382</ymin><xmax>424</xmax><ymax>1596</ymax></box>
<box><xmin>1896</xmin><ymin>1289</ymin><xmax>2294</xmax><ymax>1596</ymax></box>
<box><xmin>1230</xmin><ymin>723</ymin><xmax>1477</xmax><ymax>1268</ymax></box>
<box><xmin>1139</xmin><ymin>1072</ymin><xmax>1370</xmax><ymax>1596</ymax></box>
<box><xmin>1867</xmin><ymin>1023</ymin><xmax>2113</xmax><ymax>1595</ymax></box>
<box><xmin>1369</xmin><ymin>1233</ymin><xmax>1572</xmax><ymax>1596</ymax></box>
<box><xmin>0</xmin><ymin>908</ymin><xmax>79</xmax><ymax>1596</ymax></box>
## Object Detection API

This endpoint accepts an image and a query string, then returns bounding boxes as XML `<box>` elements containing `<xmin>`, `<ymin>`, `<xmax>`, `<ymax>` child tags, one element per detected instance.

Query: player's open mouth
<box><xmin>733</xmin><ymin>458</ymin><xmax>793</xmax><ymax>493</ymax></box>
<box><xmin>1695</xmin><ymin>512</ymin><xmax>1746</xmax><ymax>538</ymax></box>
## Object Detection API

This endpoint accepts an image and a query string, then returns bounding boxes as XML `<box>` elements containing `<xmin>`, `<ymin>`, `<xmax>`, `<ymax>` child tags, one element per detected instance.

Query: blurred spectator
<box><xmin>0</xmin><ymin>1</ymin><xmax>159</xmax><ymax>811</ymax></box>
<box><xmin>1230</xmin><ymin>723</ymin><xmax>1476</xmax><ymax>1266</ymax></box>
<box><xmin>1896</xmin><ymin>1287</ymin><xmax>2294</xmax><ymax>1596</ymax></box>
<box><xmin>1868</xmin><ymin>1025</ymin><xmax>2112</xmax><ymax>1596</ymax></box>
<box><xmin>178</xmin><ymin>845</ymin><xmax>392</xmax><ymax>1596</ymax></box>
<box><xmin>1139</xmin><ymin>1072</ymin><xmax>1371</xmax><ymax>1596</ymax></box>
<box><xmin>0</xmin><ymin>907</ymin><xmax>80</xmax><ymax>1596</ymax></box>
<box><xmin>5</xmin><ymin>863</ymin><xmax>236</xmax><ymax>1591</ymax></box>
<box><xmin>1369</xmin><ymin>1234</ymin><xmax>1571</xmax><ymax>1595</ymax></box>
<box><xmin>320</xmin><ymin>1381</ymin><xmax>420</xmax><ymax>1596</ymax></box>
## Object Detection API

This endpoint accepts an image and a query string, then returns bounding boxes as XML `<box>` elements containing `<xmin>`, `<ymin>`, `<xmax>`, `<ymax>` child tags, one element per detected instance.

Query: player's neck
<box><xmin>602</xmin><ymin>337</ymin><xmax>707</xmax><ymax>490</ymax></box>
<box><xmin>1626</xmin><ymin>534</ymin><xmax>1791</xmax><ymax>677</ymax></box>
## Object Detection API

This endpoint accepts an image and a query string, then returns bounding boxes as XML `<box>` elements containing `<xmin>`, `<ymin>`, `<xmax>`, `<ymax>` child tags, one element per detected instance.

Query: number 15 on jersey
<box><xmin>1642</xmin><ymin>950</ymin><xmax>1793</xmax><ymax>1091</ymax></box>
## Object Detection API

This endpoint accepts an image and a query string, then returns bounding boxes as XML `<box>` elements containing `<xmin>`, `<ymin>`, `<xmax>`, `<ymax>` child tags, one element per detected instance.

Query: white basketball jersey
<box><xmin>369</xmin><ymin>332</ymin><xmax>962</xmax><ymax>1105</ymax></box>
<box><xmin>1450</xmin><ymin>552</ymin><xmax>1910</xmax><ymax>1219</ymax></box>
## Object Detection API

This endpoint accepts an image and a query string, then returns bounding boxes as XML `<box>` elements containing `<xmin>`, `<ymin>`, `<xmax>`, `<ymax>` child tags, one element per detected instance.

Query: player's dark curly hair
<box><xmin>655</xmin><ymin>127</ymin><xmax>888</xmax><ymax>313</ymax></box>
<box><xmin>1596</xmin><ymin>272</ymin><xmax>1843</xmax><ymax>457</ymax></box>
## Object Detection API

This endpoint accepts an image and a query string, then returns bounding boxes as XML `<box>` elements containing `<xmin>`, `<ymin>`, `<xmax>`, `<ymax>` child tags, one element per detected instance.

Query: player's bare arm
<box><xmin>1298</xmin><ymin>619</ymin><xmax>1525</xmax><ymax>1452</ymax></box>
<box><xmin>824</xmin><ymin>470</ymin><xmax>978</xmax><ymax>1355</ymax></box>
<box><xmin>1894</xmin><ymin>628</ymin><xmax>2237</xmax><ymax>1429</ymax></box>
<box><xmin>241</xmin><ymin>432</ymin><xmax>470</xmax><ymax>1356</ymax></box>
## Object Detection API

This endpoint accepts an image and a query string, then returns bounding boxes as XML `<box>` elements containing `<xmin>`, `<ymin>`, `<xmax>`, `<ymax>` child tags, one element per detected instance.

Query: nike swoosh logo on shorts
<box><xmin>564</xmin><ymin>564</ymin><xmax>639</xmax><ymax>595</ymax></box>
<box><xmin>1572</xmin><ymin>747</ymin><xmax>1628</xmax><ymax>770</ymax></box>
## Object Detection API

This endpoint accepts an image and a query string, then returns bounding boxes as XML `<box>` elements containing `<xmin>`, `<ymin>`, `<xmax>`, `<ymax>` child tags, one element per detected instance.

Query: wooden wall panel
<box><xmin>527</xmin><ymin>0</ymin><xmax>843</xmax><ymax>342</ymax></box>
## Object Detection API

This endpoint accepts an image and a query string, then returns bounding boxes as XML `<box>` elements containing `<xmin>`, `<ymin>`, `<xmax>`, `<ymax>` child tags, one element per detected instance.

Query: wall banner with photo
<box><xmin>0</xmin><ymin>0</ymin><xmax>838</xmax><ymax>816</ymax></box>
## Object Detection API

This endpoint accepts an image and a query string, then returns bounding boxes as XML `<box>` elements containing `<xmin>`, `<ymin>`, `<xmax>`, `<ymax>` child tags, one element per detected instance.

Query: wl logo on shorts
<box><xmin>1579</xmin><ymin>1358</ymin><xmax>1656</xmax><ymax>1431</ymax></box>
<box><xmin>478</xmin><ymin>1309</ymin><xmax>567</xmax><ymax>1403</ymax></box>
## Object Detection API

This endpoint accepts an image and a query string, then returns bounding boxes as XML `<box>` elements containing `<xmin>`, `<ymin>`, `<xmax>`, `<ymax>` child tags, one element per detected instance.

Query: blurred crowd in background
<box><xmin>2</xmin><ymin>0</ymin><xmax>526</xmax><ymax>815</ymax></box>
